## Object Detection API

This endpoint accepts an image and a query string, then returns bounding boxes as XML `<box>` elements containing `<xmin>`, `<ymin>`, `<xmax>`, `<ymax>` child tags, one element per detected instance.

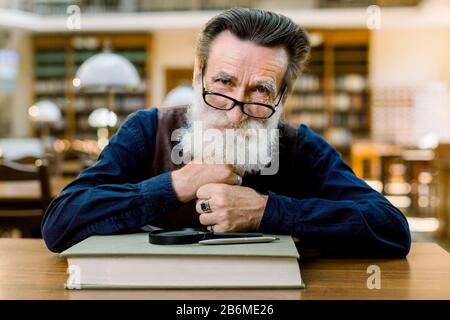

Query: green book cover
<box><xmin>60</xmin><ymin>232</ymin><xmax>299</xmax><ymax>259</ymax></box>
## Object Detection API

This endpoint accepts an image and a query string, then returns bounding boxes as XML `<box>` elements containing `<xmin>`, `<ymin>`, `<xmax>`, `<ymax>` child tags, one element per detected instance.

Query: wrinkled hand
<box><xmin>195</xmin><ymin>183</ymin><xmax>268</xmax><ymax>232</ymax></box>
<box><xmin>171</xmin><ymin>162</ymin><xmax>242</xmax><ymax>203</ymax></box>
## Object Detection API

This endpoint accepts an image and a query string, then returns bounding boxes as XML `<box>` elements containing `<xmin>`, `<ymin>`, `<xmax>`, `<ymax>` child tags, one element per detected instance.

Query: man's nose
<box><xmin>226</xmin><ymin>104</ymin><xmax>247</xmax><ymax>125</ymax></box>
<box><xmin>226</xmin><ymin>88</ymin><xmax>247</xmax><ymax>125</ymax></box>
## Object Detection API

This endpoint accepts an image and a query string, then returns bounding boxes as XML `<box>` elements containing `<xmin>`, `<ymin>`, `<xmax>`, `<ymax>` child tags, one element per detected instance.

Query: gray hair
<box><xmin>196</xmin><ymin>7</ymin><xmax>310</xmax><ymax>92</ymax></box>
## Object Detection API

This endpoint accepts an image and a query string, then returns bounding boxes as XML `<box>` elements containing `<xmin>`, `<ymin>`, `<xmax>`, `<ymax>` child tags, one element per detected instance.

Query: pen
<box><xmin>199</xmin><ymin>236</ymin><xmax>279</xmax><ymax>245</ymax></box>
<box><xmin>211</xmin><ymin>232</ymin><xmax>264</xmax><ymax>238</ymax></box>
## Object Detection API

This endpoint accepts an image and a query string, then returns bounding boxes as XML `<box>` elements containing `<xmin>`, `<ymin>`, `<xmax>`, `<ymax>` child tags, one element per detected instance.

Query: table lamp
<box><xmin>28</xmin><ymin>100</ymin><xmax>62</xmax><ymax>145</ymax></box>
<box><xmin>163</xmin><ymin>85</ymin><xmax>194</xmax><ymax>107</ymax></box>
<box><xmin>74</xmin><ymin>41</ymin><xmax>140</xmax><ymax>112</ymax></box>
<box><xmin>88</xmin><ymin>108</ymin><xmax>117</xmax><ymax>150</ymax></box>
<box><xmin>74</xmin><ymin>51</ymin><xmax>140</xmax><ymax>92</ymax></box>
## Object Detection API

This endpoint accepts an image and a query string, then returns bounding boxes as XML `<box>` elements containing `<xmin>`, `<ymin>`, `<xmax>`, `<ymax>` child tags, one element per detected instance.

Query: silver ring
<box><xmin>201</xmin><ymin>200</ymin><xmax>212</xmax><ymax>213</ymax></box>
<box><xmin>236</xmin><ymin>175</ymin><xmax>242</xmax><ymax>185</ymax></box>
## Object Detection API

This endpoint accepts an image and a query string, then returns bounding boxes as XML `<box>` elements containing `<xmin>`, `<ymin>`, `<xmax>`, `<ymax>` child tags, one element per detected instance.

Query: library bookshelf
<box><xmin>284</xmin><ymin>29</ymin><xmax>370</xmax><ymax>160</ymax></box>
<box><xmin>32</xmin><ymin>33</ymin><xmax>152</xmax><ymax>140</ymax></box>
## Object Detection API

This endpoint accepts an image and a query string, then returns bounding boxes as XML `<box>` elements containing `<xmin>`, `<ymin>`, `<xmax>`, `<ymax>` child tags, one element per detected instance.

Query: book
<box><xmin>60</xmin><ymin>232</ymin><xmax>304</xmax><ymax>289</ymax></box>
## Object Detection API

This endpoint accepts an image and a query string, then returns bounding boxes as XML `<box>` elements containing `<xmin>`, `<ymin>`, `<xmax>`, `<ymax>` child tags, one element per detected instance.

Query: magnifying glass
<box><xmin>148</xmin><ymin>228</ymin><xmax>264</xmax><ymax>245</ymax></box>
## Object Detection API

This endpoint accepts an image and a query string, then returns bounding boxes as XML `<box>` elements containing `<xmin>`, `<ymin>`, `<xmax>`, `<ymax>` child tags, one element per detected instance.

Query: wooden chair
<box><xmin>11</xmin><ymin>155</ymin><xmax>42</xmax><ymax>165</ymax></box>
<box><xmin>0</xmin><ymin>159</ymin><xmax>51</xmax><ymax>238</ymax></box>
<box><xmin>55</xmin><ymin>148</ymin><xmax>95</xmax><ymax>177</ymax></box>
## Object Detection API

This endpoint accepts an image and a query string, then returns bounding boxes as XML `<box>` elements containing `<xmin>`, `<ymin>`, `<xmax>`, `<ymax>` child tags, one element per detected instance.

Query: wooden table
<box><xmin>435</xmin><ymin>143</ymin><xmax>450</xmax><ymax>246</ymax></box>
<box><xmin>0</xmin><ymin>240</ymin><xmax>449</xmax><ymax>300</ymax></box>
<box><xmin>0</xmin><ymin>176</ymin><xmax>73</xmax><ymax>202</ymax></box>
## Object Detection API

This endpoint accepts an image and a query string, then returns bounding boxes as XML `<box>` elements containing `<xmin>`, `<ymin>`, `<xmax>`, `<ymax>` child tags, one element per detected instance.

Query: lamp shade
<box><xmin>75</xmin><ymin>52</ymin><xmax>140</xmax><ymax>91</ymax></box>
<box><xmin>28</xmin><ymin>100</ymin><xmax>62</xmax><ymax>123</ymax></box>
<box><xmin>163</xmin><ymin>85</ymin><xmax>194</xmax><ymax>106</ymax></box>
<box><xmin>88</xmin><ymin>108</ymin><xmax>117</xmax><ymax>128</ymax></box>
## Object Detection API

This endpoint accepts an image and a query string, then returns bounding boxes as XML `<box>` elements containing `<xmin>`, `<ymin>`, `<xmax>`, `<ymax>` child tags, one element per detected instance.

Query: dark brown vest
<box><xmin>148</xmin><ymin>106</ymin><xmax>298</xmax><ymax>229</ymax></box>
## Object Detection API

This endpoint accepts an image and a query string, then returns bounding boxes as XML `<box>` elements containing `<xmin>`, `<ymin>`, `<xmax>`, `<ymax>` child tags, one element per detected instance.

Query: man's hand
<box><xmin>195</xmin><ymin>183</ymin><xmax>268</xmax><ymax>232</ymax></box>
<box><xmin>171</xmin><ymin>162</ymin><xmax>242</xmax><ymax>203</ymax></box>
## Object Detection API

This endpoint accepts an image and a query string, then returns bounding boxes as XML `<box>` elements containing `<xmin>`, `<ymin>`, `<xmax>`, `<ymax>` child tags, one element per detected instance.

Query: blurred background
<box><xmin>0</xmin><ymin>0</ymin><xmax>449</xmax><ymax>251</ymax></box>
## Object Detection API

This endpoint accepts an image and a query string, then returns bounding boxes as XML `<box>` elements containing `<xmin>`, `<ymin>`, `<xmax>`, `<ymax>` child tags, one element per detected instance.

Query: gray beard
<box><xmin>178</xmin><ymin>86</ymin><xmax>282</xmax><ymax>175</ymax></box>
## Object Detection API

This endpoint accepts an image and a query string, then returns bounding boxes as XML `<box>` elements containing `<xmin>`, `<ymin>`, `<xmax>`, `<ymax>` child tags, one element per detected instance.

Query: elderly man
<box><xmin>42</xmin><ymin>8</ymin><xmax>411</xmax><ymax>257</ymax></box>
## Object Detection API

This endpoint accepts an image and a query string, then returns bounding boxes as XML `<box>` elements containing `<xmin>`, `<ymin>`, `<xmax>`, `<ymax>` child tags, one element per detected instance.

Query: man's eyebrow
<box><xmin>211</xmin><ymin>72</ymin><xmax>277</xmax><ymax>94</ymax></box>
<box><xmin>254</xmin><ymin>80</ymin><xmax>276</xmax><ymax>95</ymax></box>
<box><xmin>212</xmin><ymin>72</ymin><xmax>237</xmax><ymax>82</ymax></box>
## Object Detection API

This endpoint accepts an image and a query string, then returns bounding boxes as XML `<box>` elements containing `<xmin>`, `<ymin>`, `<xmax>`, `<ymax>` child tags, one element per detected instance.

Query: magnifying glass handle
<box><xmin>211</xmin><ymin>232</ymin><xmax>264</xmax><ymax>239</ymax></box>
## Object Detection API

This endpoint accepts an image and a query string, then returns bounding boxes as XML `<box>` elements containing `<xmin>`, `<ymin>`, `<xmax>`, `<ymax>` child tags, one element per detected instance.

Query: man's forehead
<box><xmin>206</xmin><ymin>31</ymin><xmax>288</xmax><ymax>82</ymax></box>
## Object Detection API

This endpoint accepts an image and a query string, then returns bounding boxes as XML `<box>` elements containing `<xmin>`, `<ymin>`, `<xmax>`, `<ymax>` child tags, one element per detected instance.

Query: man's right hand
<box><xmin>171</xmin><ymin>162</ymin><xmax>242</xmax><ymax>203</ymax></box>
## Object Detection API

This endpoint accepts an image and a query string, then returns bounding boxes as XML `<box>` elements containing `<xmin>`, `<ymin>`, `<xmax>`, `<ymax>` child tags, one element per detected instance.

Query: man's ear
<box><xmin>281</xmin><ymin>85</ymin><xmax>290</xmax><ymax>104</ymax></box>
<box><xmin>192</xmin><ymin>58</ymin><xmax>202</xmax><ymax>85</ymax></box>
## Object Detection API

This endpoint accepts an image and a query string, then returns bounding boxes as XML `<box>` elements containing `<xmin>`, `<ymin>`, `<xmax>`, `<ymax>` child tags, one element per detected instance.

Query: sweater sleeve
<box><xmin>41</xmin><ymin>109</ymin><xmax>182</xmax><ymax>252</ymax></box>
<box><xmin>258</xmin><ymin>125</ymin><xmax>411</xmax><ymax>258</ymax></box>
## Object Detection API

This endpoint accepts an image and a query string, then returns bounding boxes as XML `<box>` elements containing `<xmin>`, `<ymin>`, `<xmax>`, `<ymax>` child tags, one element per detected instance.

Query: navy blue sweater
<box><xmin>42</xmin><ymin>108</ymin><xmax>411</xmax><ymax>257</ymax></box>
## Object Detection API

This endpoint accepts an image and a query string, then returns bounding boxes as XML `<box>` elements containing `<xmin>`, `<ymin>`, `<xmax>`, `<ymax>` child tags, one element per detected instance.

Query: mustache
<box><xmin>189</xmin><ymin>104</ymin><xmax>265</xmax><ymax>131</ymax></box>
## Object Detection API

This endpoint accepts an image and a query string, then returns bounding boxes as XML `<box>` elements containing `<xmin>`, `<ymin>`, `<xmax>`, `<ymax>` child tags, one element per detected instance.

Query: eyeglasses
<box><xmin>201</xmin><ymin>69</ymin><xmax>285</xmax><ymax>119</ymax></box>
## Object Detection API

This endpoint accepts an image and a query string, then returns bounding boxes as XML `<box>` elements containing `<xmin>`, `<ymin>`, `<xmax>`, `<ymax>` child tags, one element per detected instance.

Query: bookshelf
<box><xmin>165</xmin><ymin>68</ymin><xmax>194</xmax><ymax>95</ymax></box>
<box><xmin>284</xmin><ymin>29</ymin><xmax>370</xmax><ymax>160</ymax></box>
<box><xmin>33</xmin><ymin>33</ymin><xmax>152</xmax><ymax>140</ymax></box>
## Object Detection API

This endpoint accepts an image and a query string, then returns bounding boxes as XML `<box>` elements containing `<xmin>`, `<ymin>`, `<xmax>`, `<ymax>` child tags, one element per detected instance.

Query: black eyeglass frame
<box><xmin>201</xmin><ymin>68</ymin><xmax>286</xmax><ymax>119</ymax></box>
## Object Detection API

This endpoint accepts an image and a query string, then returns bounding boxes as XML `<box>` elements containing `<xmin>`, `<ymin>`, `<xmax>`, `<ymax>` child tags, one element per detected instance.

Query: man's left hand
<box><xmin>195</xmin><ymin>183</ymin><xmax>268</xmax><ymax>232</ymax></box>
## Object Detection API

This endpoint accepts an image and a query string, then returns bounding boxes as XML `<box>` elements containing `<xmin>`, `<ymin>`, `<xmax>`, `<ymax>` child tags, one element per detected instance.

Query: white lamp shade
<box><xmin>88</xmin><ymin>108</ymin><xmax>118</xmax><ymax>128</ymax></box>
<box><xmin>75</xmin><ymin>52</ymin><xmax>140</xmax><ymax>91</ymax></box>
<box><xmin>28</xmin><ymin>100</ymin><xmax>62</xmax><ymax>123</ymax></box>
<box><xmin>163</xmin><ymin>85</ymin><xmax>194</xmax><ymax>106</ymax></box>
